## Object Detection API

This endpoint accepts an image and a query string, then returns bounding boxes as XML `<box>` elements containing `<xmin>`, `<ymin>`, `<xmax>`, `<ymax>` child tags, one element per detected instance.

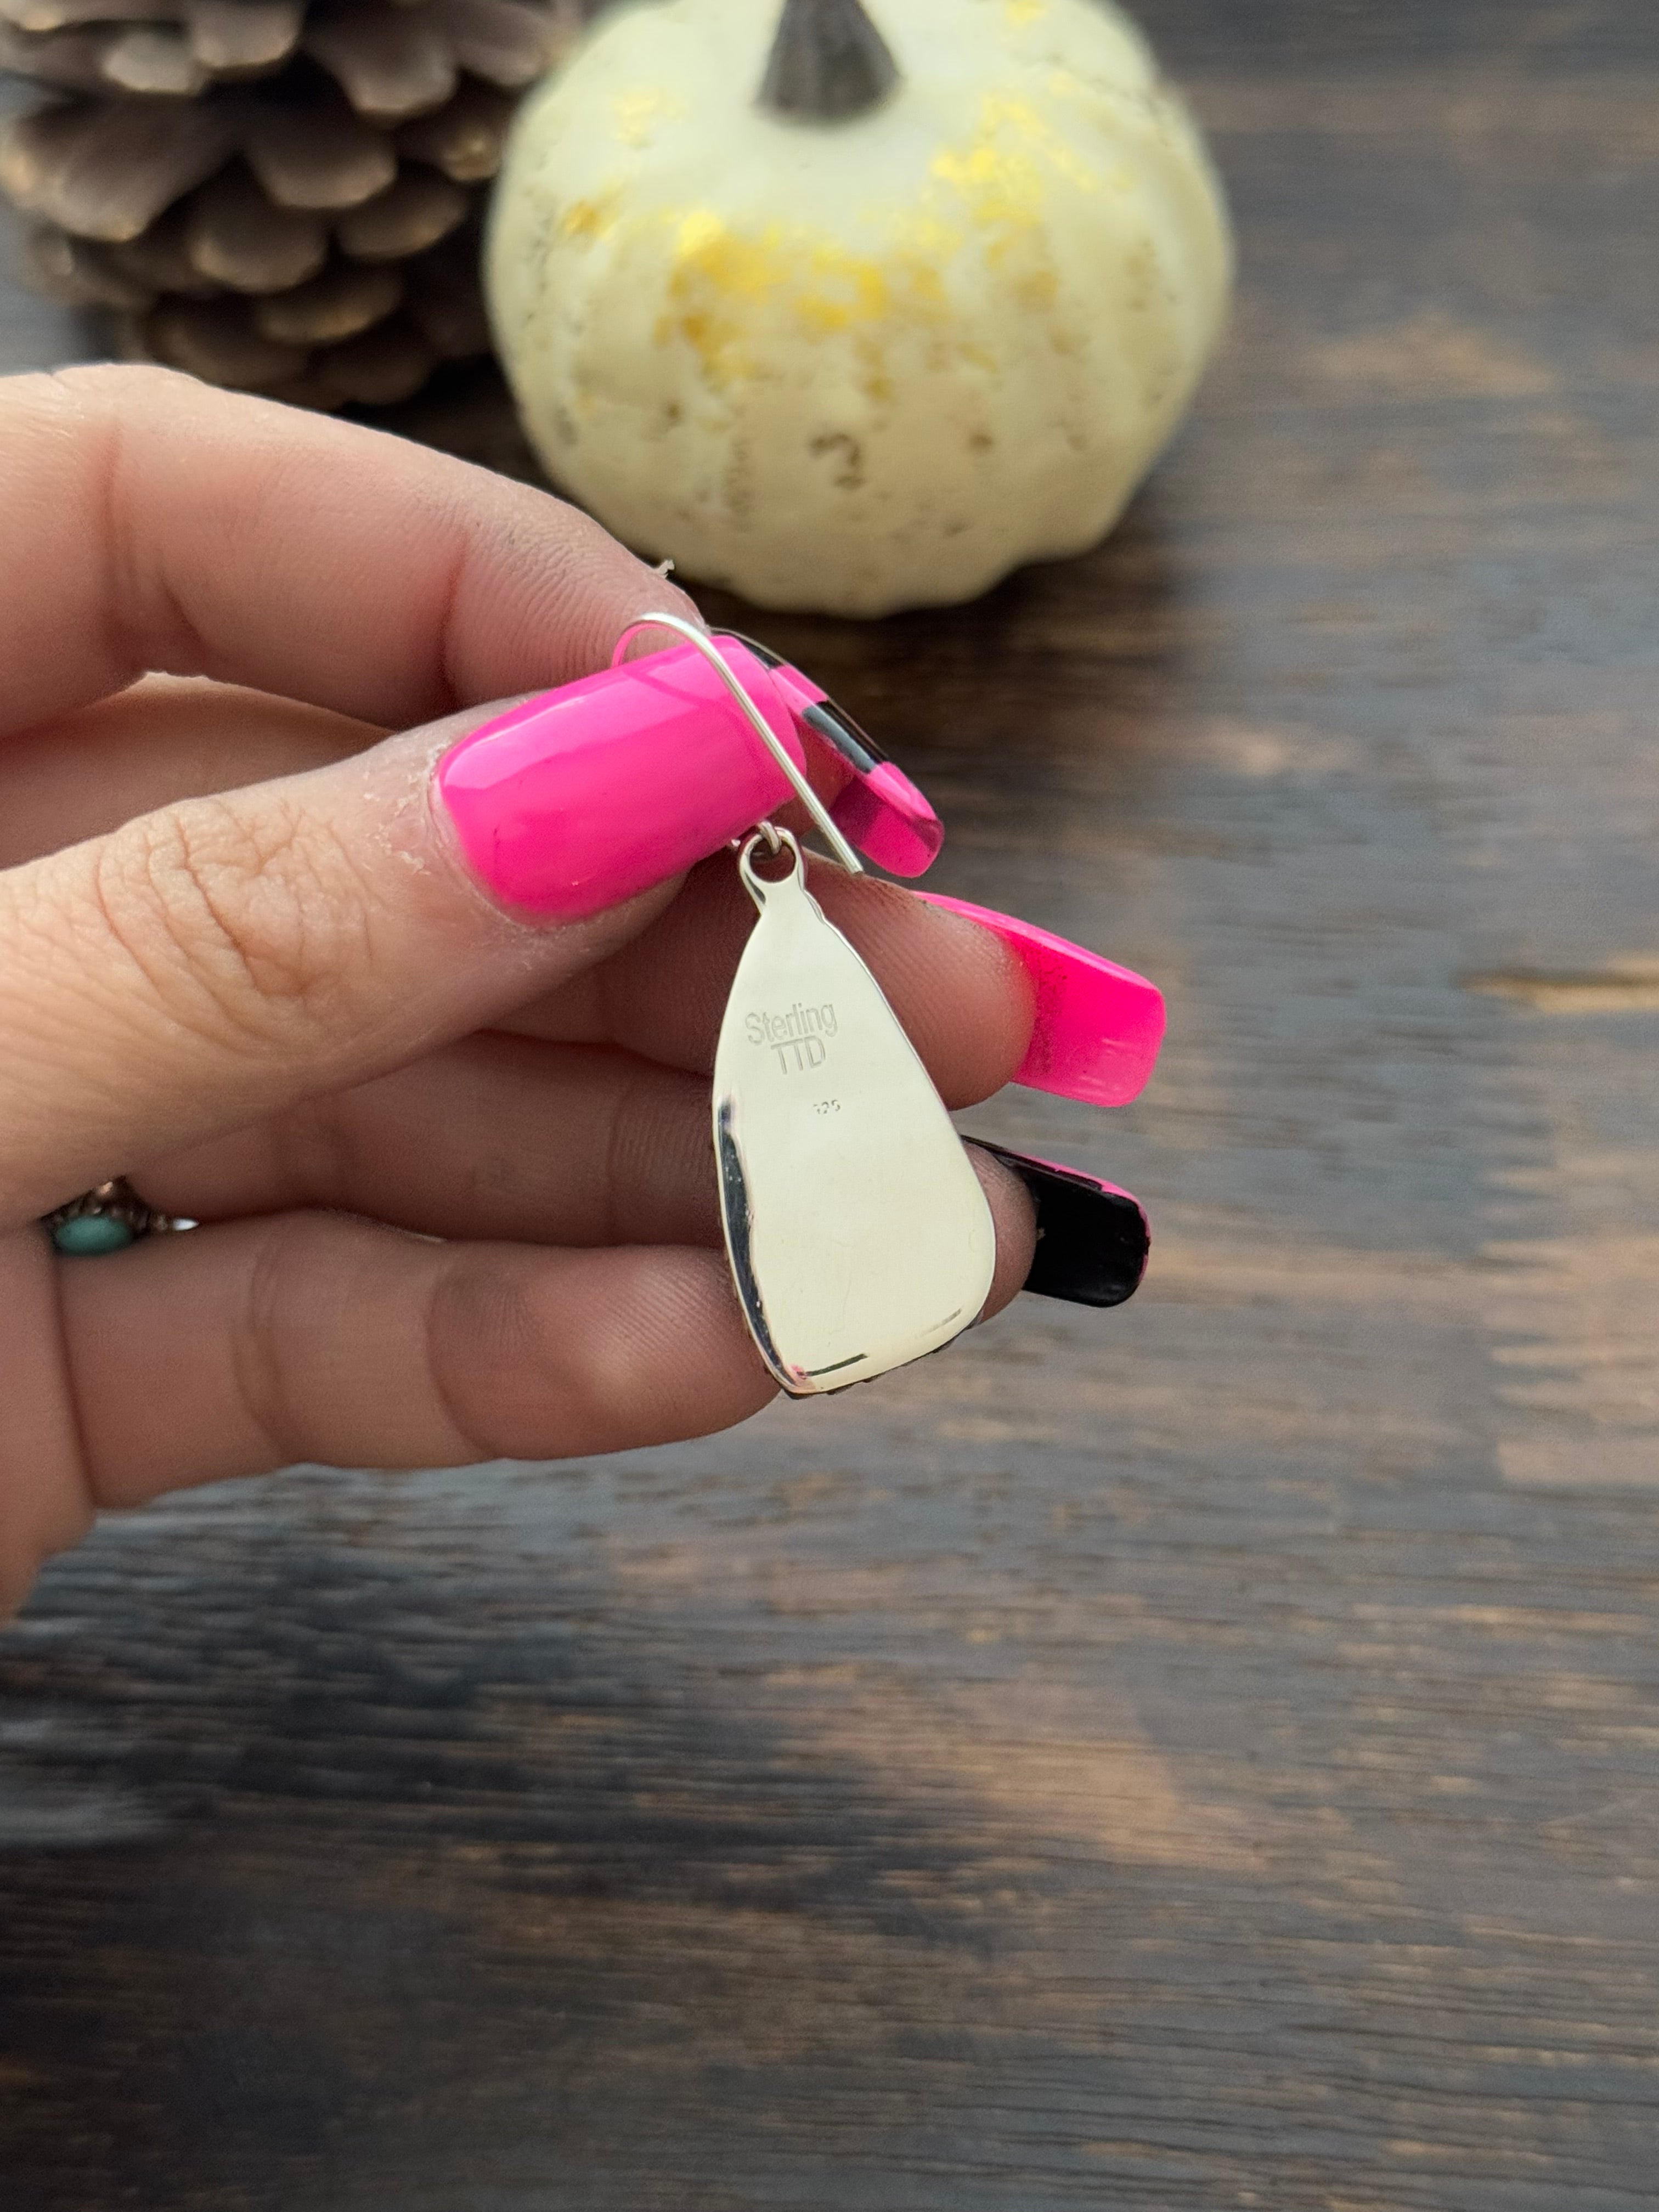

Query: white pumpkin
<box><xmin>486</xmin><ymin>0</ymin><xmax>1232</xmax><ymax>617</ymax></box>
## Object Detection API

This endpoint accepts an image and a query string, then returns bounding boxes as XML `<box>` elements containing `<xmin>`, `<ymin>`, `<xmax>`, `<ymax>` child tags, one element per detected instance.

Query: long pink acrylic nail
<box><xmin>435</xmin><ymin>640</ymin><xmax>941</xmax><ymax>918</ymax></box>
<box><xmin>917</xmin><ymin>894</ymin><xmax>1165</xmax><ymax>1108</ymax></box>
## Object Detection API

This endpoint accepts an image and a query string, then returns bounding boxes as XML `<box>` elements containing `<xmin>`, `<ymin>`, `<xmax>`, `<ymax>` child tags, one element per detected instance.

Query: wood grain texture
<box><xmin>4</xmin><ymin>3</ymin><xmax>1659</xmax><ymax>2204</ymax></box>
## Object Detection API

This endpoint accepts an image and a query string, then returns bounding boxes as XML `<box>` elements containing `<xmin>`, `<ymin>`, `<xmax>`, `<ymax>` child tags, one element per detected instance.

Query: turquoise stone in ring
<box><xmin>53</xmin><ymin>1214</ymin><xmax>138</xmax><ymax>1256</ymax></box>
<box><xmin>44</xmin><ymin>1175</ymin><xmax>182</xmax><ymax>1251</ymax></box>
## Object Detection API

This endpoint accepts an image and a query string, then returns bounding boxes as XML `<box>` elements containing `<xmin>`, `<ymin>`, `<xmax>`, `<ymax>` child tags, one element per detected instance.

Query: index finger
<box><xmin>0</xmin><ymin>364</ymin><xmax>698</xmax><ymax>740</ymax></box>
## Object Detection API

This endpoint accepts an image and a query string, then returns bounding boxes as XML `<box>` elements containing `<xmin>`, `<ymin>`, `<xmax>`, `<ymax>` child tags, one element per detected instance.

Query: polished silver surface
<box><xmin>713</xmin><ymin>830</ymin><xmax>996</xmax><ymax>1396</ymax></box>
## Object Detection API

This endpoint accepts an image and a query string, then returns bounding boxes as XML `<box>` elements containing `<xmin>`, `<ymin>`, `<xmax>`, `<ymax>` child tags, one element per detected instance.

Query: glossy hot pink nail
<box><xmin>435</xmin><ymin>639</ymin><xmax>943</xmax><ymax>918</ymax></box>
<box><xmin>765</xmin><ymin>660</ymin><xmax>941</xmax><ymax>877</ymax></box>
<box><xmin>917</xmin><ymin>894</ymin><xmax>1166</xmax><ymax>1108</ymax></box>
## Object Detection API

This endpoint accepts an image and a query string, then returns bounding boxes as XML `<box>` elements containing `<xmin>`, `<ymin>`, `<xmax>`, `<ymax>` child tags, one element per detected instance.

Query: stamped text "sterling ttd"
<box><xmin>747</xmin><ymin>1001</ymin><xmax>839</xmax><ymax>1074</ymax></box>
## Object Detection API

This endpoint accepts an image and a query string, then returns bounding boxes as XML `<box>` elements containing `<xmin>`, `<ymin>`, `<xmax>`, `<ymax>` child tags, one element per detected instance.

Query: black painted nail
<box><xmin>969</xmin><ymin>1141</ymin><xmax>1150</xmax><ymax>1308</ymax></box>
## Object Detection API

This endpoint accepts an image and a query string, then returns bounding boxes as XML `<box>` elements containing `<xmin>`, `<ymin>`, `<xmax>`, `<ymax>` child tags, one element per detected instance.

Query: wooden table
<box><xmin>5</xmin><ymin>4</ymin><xmax>1659</xmax><ymax>2203</ymax></box>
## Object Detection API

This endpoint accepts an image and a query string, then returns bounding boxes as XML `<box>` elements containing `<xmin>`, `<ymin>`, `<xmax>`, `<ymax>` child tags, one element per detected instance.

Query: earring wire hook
<box><xmin>611</xmin><ymin>611</ymin><xmax>866</xmax><ymax>877</ymax></box>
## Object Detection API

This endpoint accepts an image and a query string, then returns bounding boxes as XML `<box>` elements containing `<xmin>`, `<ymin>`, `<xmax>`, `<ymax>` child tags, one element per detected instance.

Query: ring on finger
<box><xmin>42</xmin><ymin>1178</ymin><xmax>194</xmax><ymax>1256</ymax></box>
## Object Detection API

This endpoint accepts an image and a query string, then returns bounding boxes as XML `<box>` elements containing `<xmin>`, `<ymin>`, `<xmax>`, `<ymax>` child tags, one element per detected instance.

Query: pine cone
<box><xmin>1</xmin><ymin>0</ymin><xmax>579</xmax><ymax>409</ymax></box>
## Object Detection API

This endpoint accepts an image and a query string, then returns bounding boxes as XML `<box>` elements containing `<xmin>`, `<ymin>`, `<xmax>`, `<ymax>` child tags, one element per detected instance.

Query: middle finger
<box><xmin>505</xmin><ymin>853</ymin><xmax>1036</xmax><ymax>1107</ymax></box>
<box><xmin>136</xmin><ymin>1033</ymin><xmax>723</xmax><ymax>1249</ymax></box>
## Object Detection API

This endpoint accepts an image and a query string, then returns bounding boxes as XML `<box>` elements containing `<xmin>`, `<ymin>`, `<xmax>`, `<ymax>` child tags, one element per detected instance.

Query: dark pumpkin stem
<box><xmin>758</xmin><ymin>0</ymin><xmax>900</xmax><ymax>121</ymax></box>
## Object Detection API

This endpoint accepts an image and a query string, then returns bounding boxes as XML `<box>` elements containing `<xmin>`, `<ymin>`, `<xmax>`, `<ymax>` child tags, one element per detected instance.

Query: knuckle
<box><xmin>91</xmin><ymin>798</ymin><xmax>370</xmax><ymax>1053</ymax></box>
<box><xmin>425</xmin><ymin>1254</ymin><xmax>551</xmax><ymax>1458</ymax></box>
<box><xmin>232</xmin><ymin>1212</ymin><xmax>324</xmax><ymax>1464</ymax></box>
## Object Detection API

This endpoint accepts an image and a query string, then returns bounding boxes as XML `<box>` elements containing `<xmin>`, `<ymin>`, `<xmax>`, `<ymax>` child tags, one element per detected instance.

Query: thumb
<box><xmin>0</xmin><ymin>661</ymin><xmax>780</xmax><ymax>1224</ymax></box>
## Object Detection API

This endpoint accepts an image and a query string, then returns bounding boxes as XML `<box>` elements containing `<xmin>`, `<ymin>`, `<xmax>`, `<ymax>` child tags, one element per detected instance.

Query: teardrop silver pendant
<box><xmin>714</xmin><ymin>828</ymin><xmax>996</xmax><ymax>1395</ymax></box>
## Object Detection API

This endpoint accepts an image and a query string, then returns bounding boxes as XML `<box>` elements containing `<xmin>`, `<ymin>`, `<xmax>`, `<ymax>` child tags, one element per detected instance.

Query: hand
<box><xmin>0</xmin><ymin>366</ymin><xmax>1038</xmax><ymax>1615</ymax></box>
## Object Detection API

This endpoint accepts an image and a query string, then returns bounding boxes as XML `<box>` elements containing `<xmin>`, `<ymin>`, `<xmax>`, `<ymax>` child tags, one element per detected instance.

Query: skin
<box><xmin>0</xmin><ymin>365</ymin><xmax>1038</xmax><ymax>1618</ymax></box>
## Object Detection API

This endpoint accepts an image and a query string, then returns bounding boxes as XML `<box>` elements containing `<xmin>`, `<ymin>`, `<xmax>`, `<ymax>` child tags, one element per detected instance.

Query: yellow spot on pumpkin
<box><xmin>559</xmin><ymin>195</ymin><xmax>617</xmax><ymax>243</ymax></box>
<box><xmin>1005</xmin><ymin>0</ymin><xmax>1046</xmax><ymax>21</ymax></box>
<box><xmin>674</xmin><ymin>210</ymin><xmax>781</xmax><ymax>298</ymax></box>
<box><xmin>928</xmin><ymin>94</ymin><xmax>1102</xmax><ymax>236</ymax></box>
<box><xmin>893</xmin><ymin>212</ymin><xmax>963</xmax><ymax>264</ymax></box>
<box><xmin>658</xmin><ymin>209</ymin><xmax>949</xmax><ymax>385</ymax></box>
<box><xmin>611</xmin><ymin>87</ymin><xmax>685</xmax><ymax>148</ymax></box>
<box><xmin>797</xmin><ymin>249</ymin><xmax>888</xmax><ymax>335</ymax></box>
<box><xmin>929</xmin><ymin>137</ymin><xmax>1042</xmax><ymax>232</ymax></box>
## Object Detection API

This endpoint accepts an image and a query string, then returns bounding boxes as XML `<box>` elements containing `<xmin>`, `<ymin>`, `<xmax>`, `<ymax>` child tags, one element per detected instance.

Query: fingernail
<box><xmin>916</xmin><ymin>895</ymin><xmax>1165</xmax><ymax>1108</ymax></box>
<box><xmin>968</xmin><ymin>1142</ymin><xmax>1149</xmax><ymax>1307</ymax></box>
<box><xmin>435</xmin><ymin>639</ymin><xmax>943</xmax><ymax>919</ymax></box>
<box><xmin>766</xmin><ymin>661</ymin><xmax>944</xmax><ymax>877</ymax></box>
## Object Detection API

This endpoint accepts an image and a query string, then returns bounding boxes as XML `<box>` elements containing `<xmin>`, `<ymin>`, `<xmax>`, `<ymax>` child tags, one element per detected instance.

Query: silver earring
<box><xmin>614</xmin><ymin>614</ymin><xmax>995</xmax><ymax>1395</ymax></box>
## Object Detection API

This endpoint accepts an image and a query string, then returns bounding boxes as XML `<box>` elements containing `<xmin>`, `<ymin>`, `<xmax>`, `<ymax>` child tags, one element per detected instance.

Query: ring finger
<box><xmin>135</xmin><ymin>1034</ymin><xmax>724</xmax><ymax>1249</ymax></box>
<box><xmin>132</xmin><ymin>1036</ymin><xmax>1042</xmax><ymax>1286</ymax></box>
